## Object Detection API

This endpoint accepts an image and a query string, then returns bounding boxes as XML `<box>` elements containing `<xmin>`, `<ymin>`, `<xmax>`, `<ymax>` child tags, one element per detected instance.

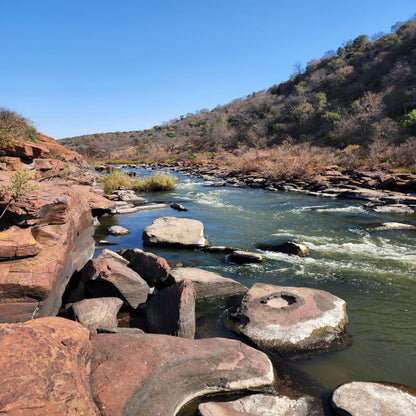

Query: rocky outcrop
<box><xmin>118</xmin><ymin>247</ymin><xmax>171</xmax><ymax>287</ymax></box>
<box><xmin>0</xmin><ymin>225</ymin><xmax>42</xmax><ymax>260</ymax></box>
<box><xmin>228</xmin><ymin>283</ymin><xmax>348</xmax><ymax>355</ymax></box>
<box><xmin>146</xmin><ymin>279</ymin><xmax>196</xmax><ymax>338</ymax></box>
<box><xmin>91</xmin><ymin>333</ymin><xmax>275</xmax><ymax>416</ymax></box>
<box><xmin>0</xmin><ymin>183</ymin><xmax>95</xmax><ymax>323</ymax></box>
<box><xmin>331</xmin><ymin>382</ymin><xmax>416</xmax><ymax>416</ymax></box>
<box><xmin>170</xmin><ymin>267</ymin><xmax>247</xmax><ymax>299</ymax></box>
<box><xmin>198</xmin><ymin>394</ymin><xmax>321</xmax><ymax>416</ymax></box>
<box><xmin>228</xmin><ymin>250</ymin><xmax>264</xmax><ymax>264</ymax></box>
<box><xmin>81</xmin><ymin>250</ymin><xmax>150</xmax><ymax>309</ymax></box>
<box><xmin>71</xmin><ymin>297</ymin><xmax>124</xmax><ymax>333</ymax></box>
<box><xmin>0</xmin><ymin>317</ymin><xmax>100</xmax><ymax>415</ymax></box>
<box><xmin>143</xmin><ymin>216</ymin><xmax>208</xmax><ymax>248</ymax></box>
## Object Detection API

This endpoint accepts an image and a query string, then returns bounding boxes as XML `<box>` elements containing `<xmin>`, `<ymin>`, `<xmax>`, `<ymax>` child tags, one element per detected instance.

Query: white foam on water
<box><xmin>314</xmin><ymin>205</ymin><xmax>366</xmax><ymax>214</ymax></box>
<box><xmin>182</xmin><ymin>190</ymin><xmax>245</xmax><ymax>211</ymax></box>
<box><xmin>270</xmin><ymin>231</ymin><xmax>334</xmax><ymax>244</ymax></box>
<box><xmin>176</xmin><ymin>179</ymin><xmax>202</xmax><ymax>190</ymax></box>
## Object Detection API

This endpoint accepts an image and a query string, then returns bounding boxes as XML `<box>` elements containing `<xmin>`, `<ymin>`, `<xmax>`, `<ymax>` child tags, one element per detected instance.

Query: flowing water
<box><xmin>95</xmin><ymin>169</ymin><xmax>416</xmax><ymax>410</ymax></box>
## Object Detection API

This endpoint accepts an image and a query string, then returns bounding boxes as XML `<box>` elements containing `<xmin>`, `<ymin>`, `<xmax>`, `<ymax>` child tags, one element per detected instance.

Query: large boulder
<box><xmin>0</xmin><ymin>182</ymin><xmax>95</xmax><ymax>323</ymax></box>
<box><xmin>331</xmin><ymin>382</ymin><xmax>416</xmax><ymax>416</ymax></box>
<box><xmin>146</xmin><ymin>279</ymin><xmax>196</xmax><ymax>338</ymax></box>
<box><xmin>228</xmin><ymin>283</ymin><xmax>348</xmax><ymax>355</ymax></box>
<box><xmin>71</xmin><ymin>297</ymin><xmax>124</xmax><ymax>333</ymax></box>
<box><xmin>118</xmin><ymin>248</ymin><xmax>170</xmax><ymax>287</ymax></box>
<box><xmin>143</xmin><ymin>216</ymin><xmax>208</xmax><ymax>248</ymax></box>
<box><xmin>170</xmin><ymin>267</ymin><xmax>247</xmax><ymax>299</ymax></box>
<box><xmin>0</xmin><ymin>317</ymin><xmax>100</xmax><ymax>415</ymax></box>
<box><xmin>81</xmin><ymin>250</ymin><xmax>150</xmax><ymax>309</ymax></box>
<box><xmin>198</xmin><ymin>394</ymin><xmax>321</xmax><ymax>416</ymax></box>
<box><xmin>91</xmin><ymin>333</ymin><xmax>275</xmax><ymax>416</ymax></box>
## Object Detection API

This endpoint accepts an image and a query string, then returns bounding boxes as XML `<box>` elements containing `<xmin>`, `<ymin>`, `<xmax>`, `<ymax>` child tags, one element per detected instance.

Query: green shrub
<box><xmin>131</xmin><ymin>173</ymin><xmax>177</xmax><ymax>192</ymax></box>
<box><xmin>0</xmin><ymin>108</ymin><xmax>39</xmax><ymax>145</ymax></box>
<box><xmin>400</xmin><ymin>109</ymin><xmax>416</xmax><ymax>132</ymax></box>
<box><xmin>101</xmin><ymin>169</ymin><xmax>132</xmax><ymax>194</ymax></box>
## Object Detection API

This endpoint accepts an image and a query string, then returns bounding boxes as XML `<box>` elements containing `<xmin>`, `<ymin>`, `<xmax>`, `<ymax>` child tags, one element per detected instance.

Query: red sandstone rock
<box><xmin>0</xmin><ymin>317</ymin><xmax>100</xmax><ymax>416</ymax></box>
<box><xmin>0</xmin><ymin>156</ymin><xmax>23</xmax><ymax>171</ymax></box>
<box><xmin>0</xmin><ymin>226</ymin><xmax>42</xmax><ymax>260</ymax></box>
<box><xmin>34</xmin><ymin>158</ymin><xmax>65</xmax><ymax>178</ymax></box>
<box><xmin>91</xmin><ymin>333</ymin><xmax>275</xmax><ymax>416</ymax></box>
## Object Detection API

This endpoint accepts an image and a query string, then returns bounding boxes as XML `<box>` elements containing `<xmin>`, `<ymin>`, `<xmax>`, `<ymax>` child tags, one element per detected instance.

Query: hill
<box><xmin>60</xmin><ymin>20</ymin><xmax>416</xmax><ymax>172</ymax></box>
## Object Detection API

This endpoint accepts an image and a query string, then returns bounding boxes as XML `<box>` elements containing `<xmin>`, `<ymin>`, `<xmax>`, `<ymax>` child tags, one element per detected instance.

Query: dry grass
<box><xmin>101</xmin><ymin>169</ymin><xmax>132</xmax><ymax>194</ymax></box>
<box><xmin>131</xmin><ymin>172</ymin><xmax>177</xmax><ymax>192</ymax></box>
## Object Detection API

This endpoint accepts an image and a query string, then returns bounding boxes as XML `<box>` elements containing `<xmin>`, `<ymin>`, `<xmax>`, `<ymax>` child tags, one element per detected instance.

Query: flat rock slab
<box><xmin>331</xmin><ymin>382</ymin><xmax>416</xmax><ymax>416</ymax></box>
<box><xmin>143</xmin><ymin>216</ymin><xmax>208</xmax><ymax>248</ymax></box>
<box><xmin>146</xmin><ymin>279</ymin><xmax>196</xmax><ymax>338</ymax></box>
<box><xmin>91</xmin><ymin>333</ymin><xmax>274</xmax><ymax>416</ymax></box>
<box><xmin>228</xmin><ymin>283</ymin><xmax>348</xmax><ymax>355</ymax></box>
<box><xmin>82</xmin><ymin>249</ymin><xmax>150</xmax><ymax>309</ymax></box>
<box><xmin>71</xmin><ymin>297</ymin><xmax>124</xmax><ymax>333</ymax></box>
<box><xmin>118</xmin><ymin>248</ymin><xmax>170</xmax><ymax>287</ymax></box>
<box><xmin>0</xmin><ymin>317</ymin><xmax>100</xmax><ymax>416</ymax></box>
<box><xmin>0</xmin><ymin>225</ymin><xmax>42</xmax><ymax>260</ymax></box>
<box><xmin>198</xmin><ymin>394</ymin><xmax>321</xmax><ymax>416</ymax></box>
<box><xmin>228</xmin><ymin>250</ymin><xmax>264</xmax><ymax>264</ymax></box>
<box><xmin>170</xmin><ymin>267</ymin><xmax>247</xmax><ymax>299</ymax></box>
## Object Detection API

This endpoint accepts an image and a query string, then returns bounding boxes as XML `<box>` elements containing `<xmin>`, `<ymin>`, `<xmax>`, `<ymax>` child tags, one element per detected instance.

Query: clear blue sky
<box><xmin>1</xmin><ymin>1</ymin><xmax>415</xmax><ymax>139</ymax></box>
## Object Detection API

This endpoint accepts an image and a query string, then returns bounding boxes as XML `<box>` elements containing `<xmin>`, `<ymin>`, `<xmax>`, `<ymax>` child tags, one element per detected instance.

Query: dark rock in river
<box><xmin>258</xmin><ymin>241</ymin><xmax>310</xmax><ymax>256</ymax></box>
<box><xmin>118</xmin><ymin>248</ymin><xmax>170</xmax><ymax>287</ymax></box>
<box><xmin>169</xmin><ymin>267</ymin><xmax>247</xmax><ymax>299</ymax></box>
<box><xmin>198</xmin><ymin>393</ymin><xmax>322</xmax><ymax>416</ymax></box>
<box><xmin>145</xmin><ymin>279</ymin><xmax>196</xmax><ymax>338</ymax></box>
<box><xmin>91</xmin><ymin>333</ymin><xmax>274</xmax><ymax>416</ymax></box>
<box><xmin>202</xmin><ymin>245</ymin><xmax>239</xmax><ymax>254</ymax></box>
<box><xmin>228</xmin><ymin>283</ymin><xmax>348</xmax><ymax>356</ymax></box>
<box><xmin>82</xmin><ymin>249</ymin><xmax>150</xmax><ymax>309</ymax></box>
<box><xmin>143</xmin><ymin>216</ymin><xmax>208</xmax><ymax>248</ymax></box>
<box><xmin>331</xmin><ymin>381</ymin><xmax>416</xmax><ymax>416</ymax></box>
<box><xmin>170</xmin><ymin>202</ymin><xmax>188</xmax><ymax>211</ymax></box>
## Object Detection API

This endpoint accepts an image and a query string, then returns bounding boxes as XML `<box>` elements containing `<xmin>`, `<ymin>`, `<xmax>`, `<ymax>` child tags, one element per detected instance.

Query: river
<box><xmin>94</xmin><ymin>168</ymin><xmax>416</xmax><ymax>411</ymax></box>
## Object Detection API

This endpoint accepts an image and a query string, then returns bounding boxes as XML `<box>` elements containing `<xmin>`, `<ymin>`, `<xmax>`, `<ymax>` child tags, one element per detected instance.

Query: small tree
<box><xmin>0</xmin><ymin>170</ymin><xmax>37</xmax><ymax>220</ymax></box>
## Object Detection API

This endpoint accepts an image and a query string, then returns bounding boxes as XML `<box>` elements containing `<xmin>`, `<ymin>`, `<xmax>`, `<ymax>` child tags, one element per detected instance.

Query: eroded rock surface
<box><xmin>0</xmin><ymin>317</ymin><xmax>100</xmax><ymax>416</ymax></box>
<box><xmin>170</xmin><ymin>267</ymin><xmax>247</xmax><ymax>299</ymax></box>
<box><xmin>143</xmin><ymin>216</ymin><xmax>208</xmax><ymax>248</ymax></box>
<box><xmin>331</xmin><ymin>381</ymin><xmax>416</xmax><ymax>416</ymax></box>
<box><xmin>228</xmin><ymin>283</ymin><xmax>348</xmax><ymax>355</ymax></box>
<box><xmin>91</xmin><ymin>333</ymin><xmax>275</xmax><ymax>416</ymax></box>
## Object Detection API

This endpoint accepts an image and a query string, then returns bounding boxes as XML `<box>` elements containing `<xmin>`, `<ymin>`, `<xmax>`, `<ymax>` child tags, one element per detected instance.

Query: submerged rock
<box><xmin>91</xmin><ymin>333</ymin><xmax>274</xmax><ymax>416</ymax></box>
<box><xmin>108</xmin><ymin>225</ymin><xmax>130</xmax><ymax>236</ymax></box>
<box><xmin>143</xmin><ymin>216</ymin><xmax>208</xmax><ymax>248</ymax></box>
<box><xmin>0</xmin><ymin>317</ymin><xmax>100</xmax><ymax>416</ymax></box>
<box><xmin>169</xmin><ymin>267</ymin><xmax>247</xmax><ymax>299</ymax></box>
<box><xmin>228</xmin><ymin>250</ymin><xmax>264</xmax><ymax>264</ymax></box>
<box><xmin>71</xmin><ymin>297</ymin><xmax>123</xmax><ymax>333</ymax></box>
<box><xmin>145</xmin><ymin>279</ymin><xmax>196</xmax><ymax>338</ymax></box>
<box><xmin>331</xmin><ymin>381</ymin><xmax>416</xmax><ymax>416</ymax></box>
<box><xmin>198</xmin><ymin>393</ymin><xmax>321</xmax><ymax>416</ymax></box>
<box><xmin>228</xmin><ymin>283</ymin><xmax>348</xmax><ymax>355</ymax></box>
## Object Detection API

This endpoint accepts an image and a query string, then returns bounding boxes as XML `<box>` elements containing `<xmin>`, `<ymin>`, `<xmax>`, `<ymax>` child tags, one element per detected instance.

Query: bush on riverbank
<box><xmin>101</xmin><ymin>169</ymin><xmax>132</xmax><ymax>194</ymax></box>
<box><xmin>131</xmin><ymin>172</ymin><xmax>177</xmax><ymax>192</ymax></box>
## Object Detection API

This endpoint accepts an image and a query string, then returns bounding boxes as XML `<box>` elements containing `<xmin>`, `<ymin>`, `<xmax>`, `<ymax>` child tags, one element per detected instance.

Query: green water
<box><xmin>95</xmin><ymin>170</ymin><xmax>416</xmax><ymax>409</ymax></box>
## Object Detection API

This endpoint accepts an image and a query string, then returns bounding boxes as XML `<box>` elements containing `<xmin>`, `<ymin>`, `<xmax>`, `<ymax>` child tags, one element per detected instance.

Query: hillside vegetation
<box><xmin>61</xmin><ymin>20</ymin><xmax>416</xmax><ymax>172</ymax></box>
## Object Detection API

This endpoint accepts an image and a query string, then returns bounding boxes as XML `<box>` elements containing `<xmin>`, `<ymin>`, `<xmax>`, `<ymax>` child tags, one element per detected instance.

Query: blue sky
<box><xmin>1</xmin><ymin>1</ymin><xmax>415</xmax><ymax>139</ymax></box>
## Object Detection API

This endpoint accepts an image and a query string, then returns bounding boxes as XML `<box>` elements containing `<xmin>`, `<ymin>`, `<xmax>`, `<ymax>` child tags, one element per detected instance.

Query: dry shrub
<box><xmin>101</xmin><ymin>169</ymin><xmax>132</xmax><ymax>194</ymax></box>
<box><xmin>131</xmin><ymin>172</ymin><xmax>177</xmax><ymax>192</ymax></box>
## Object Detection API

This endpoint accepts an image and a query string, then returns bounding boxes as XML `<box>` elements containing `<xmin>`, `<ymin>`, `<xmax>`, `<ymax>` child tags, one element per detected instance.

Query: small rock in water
<box><xmin>108</xmin><ymin>225</ymin><xmax>130</xmax><ymax>236</ymax></box>
<box><xmin>98</xmin><ymin>240</ymin><xmax>118</xmax><ymax>246</ymax></box>
<box><xmin>202</xmin><ymin>245</ymin><xmax>239</xmax><ymax>254</ymax></box>
<box><xmin>367</xmin><ymin>204</ymin><xmax>415</xmax><ymax>214</ymax></box>
<box><xmin>331</xmin><ymin>381</ymin><xmax>416</xmax><ymax>416</ymax></box>
<box><xmin>228</xmin><ymin>250</ymin><xmax>263</xmax><ymax>264</ymax></box>
<box><xmin>259</xmin><ymin>241</ymin><xmax>310</xmax><ymax>256</ymax></box>
<box><xmin>365</xmin><ymin>222</ymin><xmax>416</xmax><ymax>231</ymax></box>
<box><xmin>170</xmin><ymin>202</ymin><xmax>188</xmax><ymax>211</ymax></box>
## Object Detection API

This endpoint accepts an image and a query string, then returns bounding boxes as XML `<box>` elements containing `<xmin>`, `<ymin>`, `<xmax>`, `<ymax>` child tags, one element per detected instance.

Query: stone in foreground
<box><xmin>228</xmin><ymin>250</ymin><xmax>263</xmax><ymax>264</ymax></box>
<box><xmin>71</xmin><ymin>297</ymin><xmax>123</xmax><ymax>333</ymax></box>
<box><xmin>198</xmin><ymin>394</ymin><xmax>321</xmax><ymax>416</ymax></box>
<box><xmin>91</xmin><ymin>333</ymin><xmax>274</xmax><ymax>416</ymax></box>
<box><xmin>0</xmin><ymin>317</ymin><xmax>100</xmax><ymax>416</ymax></box>
<box><xmin>143</xmin><ymin>216</ymin><xmax>208</xmax><ymax>248</ymax></box>
<box><xmin>145</xmin><ymin>279</ymin><xmax>196</xmax><ymax>338</ymax></box>
<box><xmin>331</xmin><ymin>381</ymin><xmax>416</xmax><ymax>416</ymax></box>
<box><xmin>118</xmin><ymin>247</ymin><xmax>170</xmax><ymax>287</ymax></box>
<box><xmin>170</xmin><ymin>267</ymin><xmax>247</xmax><ymax>299</ymax></box>
<box><xmin>228</xmin><ymin>283</ymin><xmax>348</xmax><ymax>355</ymax></box>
